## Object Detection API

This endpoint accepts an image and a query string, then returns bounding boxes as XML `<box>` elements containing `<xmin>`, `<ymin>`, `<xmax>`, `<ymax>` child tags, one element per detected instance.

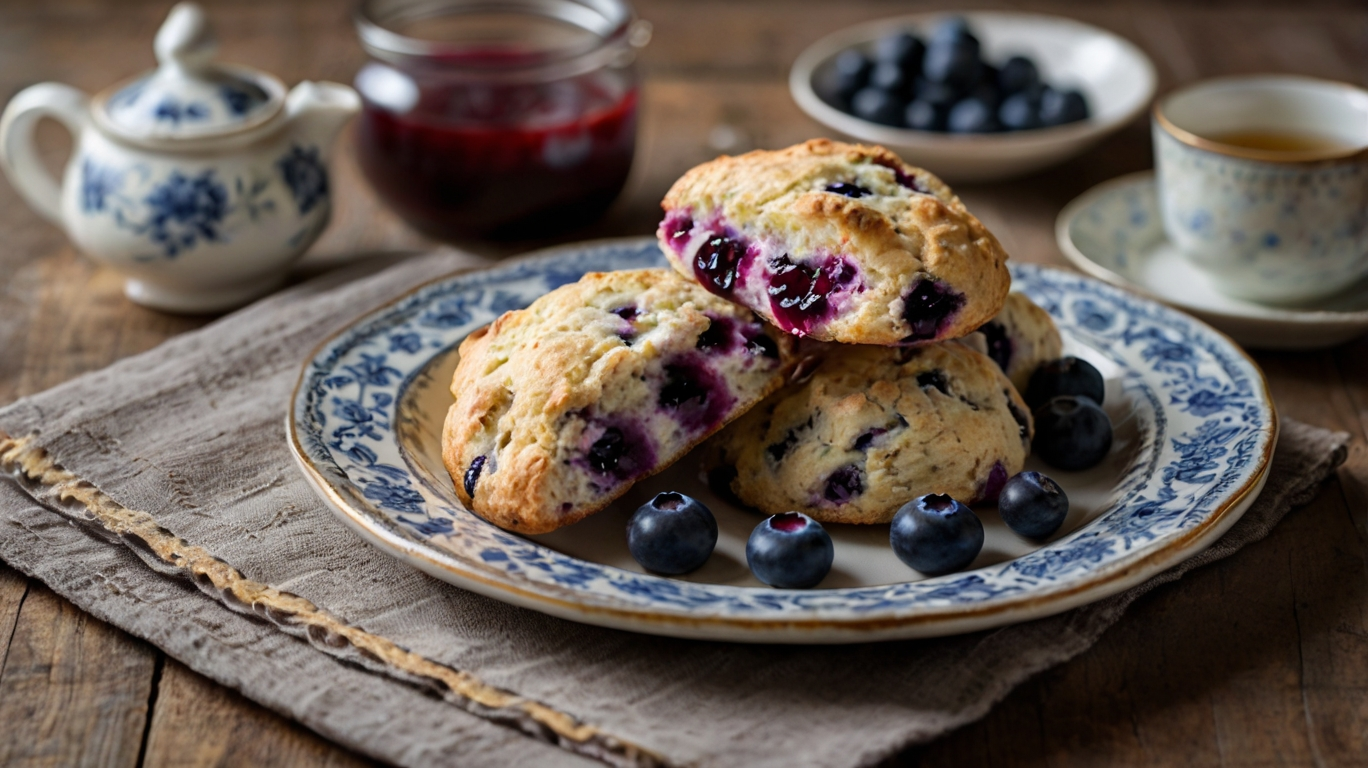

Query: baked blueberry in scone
<box><xmin>707</xmin><ymin>341</ymin><xmax>1032</xmax><ymax>524</ymax></box>
<box><xmin>960</xmin><ymin>292</ymin><xmax>1063</xmax><ymax>393</ymax></box>
<box><xmin>442</xmin><ymin>268</ymin><xmax>796</xmax><ymax>534</ymax></box>
<box><xmin>656</xmin><ymin>139</ymin><xmax>1011</xmax><ymax>346</ymax></box>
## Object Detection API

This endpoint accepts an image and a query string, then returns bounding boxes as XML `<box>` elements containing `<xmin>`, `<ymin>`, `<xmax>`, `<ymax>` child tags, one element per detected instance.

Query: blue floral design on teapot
<box><xmin>0</xmin><ymin>2</ymin><xmax>359</xmax><ymax>312</ymax></box>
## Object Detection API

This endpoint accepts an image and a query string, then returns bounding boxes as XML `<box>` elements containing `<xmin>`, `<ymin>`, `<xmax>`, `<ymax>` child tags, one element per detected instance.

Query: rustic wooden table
<box><xmin>1</xmin><ymin>0</ymin><xmax>1365</xmax><ymax>765</ymax></box>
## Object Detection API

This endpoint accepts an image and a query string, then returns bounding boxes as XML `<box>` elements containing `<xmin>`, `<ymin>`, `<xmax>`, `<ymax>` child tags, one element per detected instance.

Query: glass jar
<box><xmin>354</xmin><ymin>0</ymin><xmax>650</xmax><ymax>240</ymax></box>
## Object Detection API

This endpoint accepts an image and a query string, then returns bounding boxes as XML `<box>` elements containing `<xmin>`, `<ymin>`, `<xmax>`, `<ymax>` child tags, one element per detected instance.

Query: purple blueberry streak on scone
<box><xmin>960</xmin><ymin>292</ymin><xmax>1063</xmax><ymax>393</ymax></box>
<box><xmin>705</xmin><ymin>341</ymin><xmax>1031</xmax><ymax>524</ymax></box>
<box><xmin>442</xmin><ymin>268</ymin><xmax>796</xmax><ymax>534</ymax></box>
<box><xmin>657</xmin><ymin>139</ymin><xmax>1011</xmax><ymax>346</ymax></box>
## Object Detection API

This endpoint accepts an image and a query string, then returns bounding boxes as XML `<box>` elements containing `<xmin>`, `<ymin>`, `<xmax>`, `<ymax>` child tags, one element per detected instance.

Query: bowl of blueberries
<box><xmin>791</xmin><ymin>12</ymin><xmax>1156</xmax><ymax>182</ymax></box>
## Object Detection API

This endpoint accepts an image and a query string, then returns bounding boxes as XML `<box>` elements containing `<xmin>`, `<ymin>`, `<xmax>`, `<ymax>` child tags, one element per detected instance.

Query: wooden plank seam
<box><xmin>0</xmin><ymin>432</ymin><xmax>668</xmax><ymax>768</ymax></box>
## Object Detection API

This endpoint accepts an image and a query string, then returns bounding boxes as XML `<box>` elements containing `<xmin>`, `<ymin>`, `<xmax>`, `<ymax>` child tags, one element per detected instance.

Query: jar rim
<box><xmin>355</xmin><ymin>0</ymin><xmax>639</xmax><ymax>72</ymax></box>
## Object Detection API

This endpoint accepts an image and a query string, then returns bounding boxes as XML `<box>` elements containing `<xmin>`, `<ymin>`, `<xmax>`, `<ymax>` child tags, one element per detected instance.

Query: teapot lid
<box><xmin>98</xmin><ymin>2</ymin><xmax>285</xmax><ymax>141</ymax></box>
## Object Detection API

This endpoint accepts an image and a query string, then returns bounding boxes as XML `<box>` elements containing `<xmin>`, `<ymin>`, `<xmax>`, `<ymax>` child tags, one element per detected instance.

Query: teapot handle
<box><xmin>0</xmin><ymin>83</ymin><xmax>90</xmax><ymax>226</ymax></box>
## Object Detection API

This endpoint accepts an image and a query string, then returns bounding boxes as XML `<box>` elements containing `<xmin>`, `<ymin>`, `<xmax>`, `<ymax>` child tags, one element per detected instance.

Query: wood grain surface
<box><xmin>0</xmin><ymin>1</ymin><xmax>1365</xmax><ymax>766</ymax></box>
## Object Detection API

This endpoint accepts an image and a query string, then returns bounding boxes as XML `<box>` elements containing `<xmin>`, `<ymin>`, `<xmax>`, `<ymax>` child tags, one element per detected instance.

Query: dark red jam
<box><xmin>355</xmin><ymin>65</ymin><xmax>637</xmax><ymax>240</ymax></box>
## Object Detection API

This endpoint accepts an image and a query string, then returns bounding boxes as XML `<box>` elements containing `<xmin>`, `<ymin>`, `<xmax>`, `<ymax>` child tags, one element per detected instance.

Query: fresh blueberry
<box><xmin>821</xmin><ymin>49</ymin><xmax>872</xmax><ymax>105</ymax></box>
<box><xmin>947</xmin><ymin>97</ymin><xmax>999</xmax><ymax>133</ymax></box>
<box><xmin>998</xmin><ymin>471</ymin><xmax>1069</xmax><ymax>539</ymax></box>
<box><xmin>969</xmin><ymin>81</ymin><xmax>1002</xmax><ymax>111</ymax></box>
<box><xmin>890</xmin><ymin>493</ymin><xmax>984</xmax><ymax>575</ymax></box>
<box><xmin>870</xmin><ymin>61</ymin><xmax>914</xmax><ymax>99</ymax></box>
<box><xmin>746</xmin><ymin>512</ymin><xmax>834</xmax><ymax>588</ymax></box>
<box><xmin>905</xmin><ymin>100</ymin><xmax>946</xmax><ymax>131</ymax></box>
<box><xmin>1025</xmin><ymin>356</ymin><xmax>1105</xmax><ymax>409</ymax></box>
<box><xmin>914</xmin><ymin>78</ymin><xmax>959</xmax><ymax>107</ymax></box>
<box><xmin>930</xmin><ymin>16</ymin><xmax>977</xmax><ymax>47</ymax></box>
<box><xmin>1033</xmin><ymin>395</ymin><xmax>1113</xmax><ymax>471</ymax></box>
<box><xmin>998</xmin><ymin>92</ymin><xmax>1042</xmax><ymax>130</ymax></box>
<box><xmin>875</xmin><ymin>32</ymin><xmax>925</xmax><ymax>75</ymax></box>
<box><xmin>627</xmin><ymin>492</ymin><xmax>718</xmax><ymax>575</ymax></box>
<box><xmin>997</xmin><ymin>56</ymin><xmax>1040</xmax><ymax>94</ymax></box>
<box><xmin>1040</xmin><ymin>88</ymin><xmax>1090</xmax><ymax>126</ymax></box>
<box><xmin>852</xmin><ymin>87</ymin><xmax>905</xmax><ymax>126</ymax></box>
<box><xmin>923</xmin><ymin>39</ymin><xmax>982</xmax><ymax>90</ymax></box>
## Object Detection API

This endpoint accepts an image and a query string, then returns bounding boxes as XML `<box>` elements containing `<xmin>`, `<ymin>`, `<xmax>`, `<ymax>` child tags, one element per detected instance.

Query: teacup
<box><xmin>1153</xmin><ymin>76</ymin><xmax>1368</xmax><ymax>304</ymax></box>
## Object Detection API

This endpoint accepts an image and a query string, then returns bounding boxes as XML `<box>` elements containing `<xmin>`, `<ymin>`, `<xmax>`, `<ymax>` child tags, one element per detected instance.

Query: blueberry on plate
<box><xmin>997</xmin><ymin>55</ymin><xmax>1040</xmax><ymax>94</ymax></box>
<box><xmin>905</xmin><ymin>99</ymin><xmax>946</xmax><ymax>131</ymax></box>
<box><xmin>998</xmin><ymin>92</ymin><xmax>1042</xmax><ymax>130</ymax></box>
<box><xmin>1040</xmin><ymin>88</ymin><xmax>1090</xmax><ymax>126</ymax></box>
<box><xmin>1033</xmin><ymin>395</ymin><xmax>1114</xmax><ymax>471</ymax></box>
<box><xmin>1025</xmin><ymin>356</ymin><xmax>1106</xmax><ymax>409</ymax></box>
<box><xmin>890</xmin><ymin>493</ymin><xmax>984</xmax><ymax>576</ymax></box>
<box><xmin>998</xmin><ymin>471</ymin><xmax>1069</xmax><ymax>539</ymax></box>
<box><xmin>874</xmin><ymin>31</ymin><xmax>925</xmax><ymax>74</ymax></box>
<box><xmin>746</xmin><ymin>512</ymin><xmax>834</xmax><ymax>588</ymax></box>
<box><xmin>852</xmin><ymin>87</ymin><xmax>905</xmax><ymax>126</ymax></box>
<box><xmin>627</xmin><ymin>492</ymin><xmax>718</xmax><ymax>575</ymax></box>
<box><xmin>947</xmin><ymin>97</ymin><xmax>999</xmax><ymax>133</ymax></box>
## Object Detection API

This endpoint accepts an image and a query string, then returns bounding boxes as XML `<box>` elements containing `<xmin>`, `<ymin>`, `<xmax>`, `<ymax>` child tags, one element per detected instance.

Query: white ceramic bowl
<box><xmin>790</xmin><ymin>11</ymin><xmax>1157</xmax><ymax>183</ymax></box>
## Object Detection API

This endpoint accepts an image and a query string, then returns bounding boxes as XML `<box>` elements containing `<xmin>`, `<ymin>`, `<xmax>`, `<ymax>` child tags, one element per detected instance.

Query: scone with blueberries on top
<box><xmin>707</xmin><ymin>341</ymin><xmax>1032</xmax><ymax>524</ymax></box>
<box><xmin>442</xmin><ymin>268</ymin><xmax>796</xmax><ymax>534</ymax></box>
<box><xmin>657</xmin><ymin>139</ymin><xmax>1011</xmax><ymax>346</ymax></box>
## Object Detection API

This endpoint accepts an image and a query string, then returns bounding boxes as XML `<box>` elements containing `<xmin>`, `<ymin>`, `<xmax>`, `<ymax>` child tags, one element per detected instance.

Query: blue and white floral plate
<box><xmin>288</xmin><ymin>237</ymin><xmax>1276</xmax><ymax>644</ymax></box>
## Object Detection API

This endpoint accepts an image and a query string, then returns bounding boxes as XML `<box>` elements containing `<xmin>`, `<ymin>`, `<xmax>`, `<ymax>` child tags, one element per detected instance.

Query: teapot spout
<box><xmin>285</xmin><ymin>81</ymin><xmax>361</xmax><ymax>150</ymax></box>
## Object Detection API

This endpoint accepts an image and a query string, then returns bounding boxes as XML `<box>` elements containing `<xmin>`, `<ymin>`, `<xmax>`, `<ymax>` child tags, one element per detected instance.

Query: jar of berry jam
<box><xmin>354</xmin><ymin>0</ymin><xmax>649</xmax><ymax>240</ymax></box>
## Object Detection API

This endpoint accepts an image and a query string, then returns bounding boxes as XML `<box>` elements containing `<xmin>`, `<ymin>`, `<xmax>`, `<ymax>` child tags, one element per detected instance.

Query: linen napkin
<box><xmin>0</xmin><ymin>250</ymin><xmax>1350</xmax><ymax>768</ymax></box>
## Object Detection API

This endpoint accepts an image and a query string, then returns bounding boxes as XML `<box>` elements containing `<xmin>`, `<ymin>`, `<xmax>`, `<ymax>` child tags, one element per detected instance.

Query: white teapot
<box><xmin>0</xmin><ymin>2</ymin><xmax>359</xmax><ymax>312</ymax></box>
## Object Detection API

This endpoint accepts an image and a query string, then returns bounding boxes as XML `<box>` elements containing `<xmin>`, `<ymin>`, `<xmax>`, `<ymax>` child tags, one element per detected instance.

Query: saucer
<box><xmin>1057</xmin><ymin>171</ymin><xmax>1368</xmax><ymax>350</ymax></box>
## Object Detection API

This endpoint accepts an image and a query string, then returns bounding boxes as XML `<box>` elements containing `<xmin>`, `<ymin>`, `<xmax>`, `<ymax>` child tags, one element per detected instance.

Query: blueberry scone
<box><xmin>442</xmin><ymin>268</ymin><xmax>796</xmax><ymax>534</ymax></box>
<box><xmin>656</xmin><ymin>139</ymin><xmax>1011</xmax><ymax>346</ymax></box>
<box><xmin>708</xmin><ymin>342</ymin><xmax>1032</xmax><ymax>524</ymax></box>
<box><xmin>960</xmin><ymin>292</ymin><xmax>1063</xmax><ymax>393</ymax></box>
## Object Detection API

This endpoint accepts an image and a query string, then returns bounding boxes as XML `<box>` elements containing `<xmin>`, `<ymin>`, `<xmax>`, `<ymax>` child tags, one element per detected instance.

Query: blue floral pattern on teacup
<box><xmin>1155</xmin><ymin>123</ymin><xmax>1368</xmax><ymax>302</ymax></box>
<box><xmin>290</xmin><ymin>239</ymin><xmax>1275</xmax><ymax>634</ymax></box>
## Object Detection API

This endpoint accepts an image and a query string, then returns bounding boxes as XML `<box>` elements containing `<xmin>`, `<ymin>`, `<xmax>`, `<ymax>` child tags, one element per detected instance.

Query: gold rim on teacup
<box><xmin>1154</xmin><ymin>74</ymin><xmax>1368</xmax><ymax>164</ymax></box>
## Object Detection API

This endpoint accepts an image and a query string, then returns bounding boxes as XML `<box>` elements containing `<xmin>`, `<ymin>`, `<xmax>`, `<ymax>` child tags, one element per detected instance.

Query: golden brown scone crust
<box><xmin>708</xmin><ymin>342</ymin><xmax>1032</xmax><ymax>524</ymax></box>
<box><xmin>657</xmin><ymin>139</ymin><xmax>1010</xmax><ymax>345</ymax></box>
<box><xmin>960</xmin><ymin>292</ymin><xmax>1064</xmax><ymax>392</ymax></box>
<box><xmin>442</xmin><ymin>268</ymin><xmax>795</xmax><ymax>534</ymax></box>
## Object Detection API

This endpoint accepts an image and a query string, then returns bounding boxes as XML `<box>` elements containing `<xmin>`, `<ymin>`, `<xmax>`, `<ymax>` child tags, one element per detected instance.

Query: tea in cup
<box><xmin>1153</xmin><ymin>76</ymin><xmax>1368</xmax><ymax>304</ymax></box>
